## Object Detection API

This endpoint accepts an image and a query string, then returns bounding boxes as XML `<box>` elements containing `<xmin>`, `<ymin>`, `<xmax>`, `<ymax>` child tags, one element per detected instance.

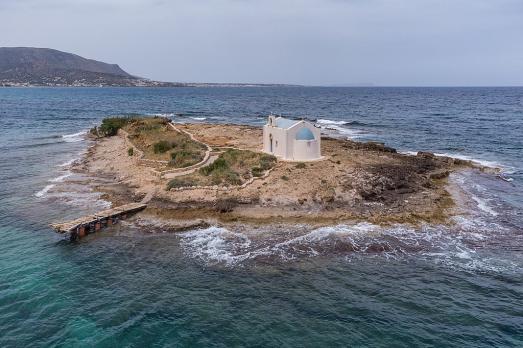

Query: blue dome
<box><xmin>295</xmin><ymin>127</ymin><xmax>315</xmax><ymax>140</ymax></box>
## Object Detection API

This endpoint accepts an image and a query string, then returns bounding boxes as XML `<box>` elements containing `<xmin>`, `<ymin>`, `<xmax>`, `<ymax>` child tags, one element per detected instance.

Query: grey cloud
<box><xmin>1</xmin><ymin>0</ymin><xmax>522</xmax><ymax>85</ymax></box>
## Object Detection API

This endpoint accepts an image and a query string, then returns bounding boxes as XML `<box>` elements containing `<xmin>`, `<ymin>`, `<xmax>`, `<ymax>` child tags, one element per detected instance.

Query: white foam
<box><xmin>57</xmin><ymin>158</ymin><xmax>78</xmax><ymax>167</ymax></box>
<box><xmin>35</xmin><ymin>184</ymin><xmax>55</xmax><ymax>198</ymax></box>
<box><xmin>455</xmin><ymin>247</ymin><xmax>475</xmax><ymax>260</ymax></box>
<box><xmin>337</xmin><ymin>127</ymin><xmax>367</xmax><ymax>138</ymax></box>
<box><xmin>147</xmin><ymin>113</ymin><xmax>174</xmax><ymax>117</ymax></box>
<box><xmin>49</xmin><ymin>172</ymin><xmax>72</xmax><ymax>183</ymax></box>
<box><xmin>62</xmin><ymin>130</ymin><xmax>87</xmax><ymax>143</ymax></box>
<box><xmin>190</xmin><ymin>117</ymin><xmax>207</xmax><ymax>121</ymax></box>
<box><xmin>275</xmin><ymin>223</ymin><xmax>378</xmax><ymax>247</ymax></box>
<box><xmin>433</xmin><ymin>152</ymin><xmax>502</xmax><ymax>169</ymax></box>
<box><xmin>316</xmin><ymin>119</ymin><xmax>348</xmax><ymax>125</ymax></box>
<box><xmin>319</xmin><ymin>124</ymin><xmax>367</xmax><ymax>139</ymax></box>
<box><xmin>179</xmin><ymin>227</ymin><xmax>252</xmax><ymax>266</ymax></box>
<box><xmin>471</xmin><ymin>195</ymin><xmax>499</xmax><ymax>216</ymax></box>
<box><xmin>54</xmin><ymin>191</ymin><xmax>112</xmax><ymax>209</ymax></box>
<box><xmin>176</xmin><ymin>217</ymin><xmax>518</xmax><ymax>274</ymax></box>
<box><xmin>400</xmin><ymin>151</ymin><xmax>418</xmax><ymax>156</ymax></box>
<box><xmin>400</xmin><ymin>151</ymin><xmax>514</xmax><ymax>172</ymax></box>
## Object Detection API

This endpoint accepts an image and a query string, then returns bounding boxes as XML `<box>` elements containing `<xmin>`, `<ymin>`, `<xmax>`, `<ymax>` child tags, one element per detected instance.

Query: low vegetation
<box><xmin>170</xmin><ymin>150</ymin><xmax>204</xmax><ymax>168</ymax></box>
<box><xmin>123</xmin><ymin>117</ymin><xmax>207</xmax><ymax>168</ymax></box>
<box><xmin>91</xmin><ymin>116</ymin><xmax>133</xmax><ymax>137</ymax></box>
<box><xmin>167</xmin><ymin>149</ymin><xmax>276</xmax><ymax>190</ymax></box>
<box><xmin>165</xmin><ymin>177</ymin><xmax>199</xmax><ymax>189</ymax></box>
<box><xmin>153</xmin><ymin>140</ymin><xmax>172</xmax><ymax>154</ymax></box>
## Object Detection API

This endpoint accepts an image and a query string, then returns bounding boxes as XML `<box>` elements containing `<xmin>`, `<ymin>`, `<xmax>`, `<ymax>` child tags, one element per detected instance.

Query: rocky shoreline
<box><xmin>73</xmin><ymin>122</ymin><xmax>486</xmax><ymax>232</ymax></box>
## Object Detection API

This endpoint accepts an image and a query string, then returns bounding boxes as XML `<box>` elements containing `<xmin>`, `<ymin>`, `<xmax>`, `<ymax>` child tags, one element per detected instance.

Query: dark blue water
<box><xmin>0</xmin><ymin>87</ymin><xmax>522</xmax><ymax>347</ymax></box>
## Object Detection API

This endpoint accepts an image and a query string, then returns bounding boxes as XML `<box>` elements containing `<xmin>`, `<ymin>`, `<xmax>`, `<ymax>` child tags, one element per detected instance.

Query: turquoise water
<box><xmin>0</xmin><ymin>87</ymin><xmax>522</xmax><ymax>347</ymax></box>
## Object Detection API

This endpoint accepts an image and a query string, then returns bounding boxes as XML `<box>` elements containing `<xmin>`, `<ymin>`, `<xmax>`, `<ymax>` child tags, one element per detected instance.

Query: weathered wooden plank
<box><xmin>51</xmin><ymin>202</ymin><xmax>147</xmax><ymax>234</ymax></box>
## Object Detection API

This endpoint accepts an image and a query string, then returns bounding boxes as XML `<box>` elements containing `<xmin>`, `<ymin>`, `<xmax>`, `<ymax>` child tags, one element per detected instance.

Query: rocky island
<box><xmin>60</xmin><ymin>115</ymin><xmax>485</xmax><ymax>237</ymax></box>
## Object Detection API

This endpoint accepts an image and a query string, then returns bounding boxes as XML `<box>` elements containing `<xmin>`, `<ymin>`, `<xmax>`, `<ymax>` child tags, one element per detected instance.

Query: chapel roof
<box><xmin>295</xmin><ymin>127</ymin><xmax>315</xmax><ymax>140</ymax></box>
<box><xmin>274</xmin><ymin>117</ymin><xmax>300</xmax><ymax>129</ymax></box>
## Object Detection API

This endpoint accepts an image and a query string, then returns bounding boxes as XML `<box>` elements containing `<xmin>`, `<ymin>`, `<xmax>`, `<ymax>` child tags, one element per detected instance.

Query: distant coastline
<box><xmin>0</xmin><ymin>82</ymin><xmax>300</xmax><ymax>88</ymax></box>
<box><xmin>0</xmin><ymin>47</ymin><xmax>301</xmax><ymax>88</ymax></box>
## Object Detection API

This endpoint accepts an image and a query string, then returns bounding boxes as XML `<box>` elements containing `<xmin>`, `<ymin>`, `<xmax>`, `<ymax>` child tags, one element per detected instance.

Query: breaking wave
<box><xmin>34</xmin><ymin>162</ymin><xmax>110</xmax><ymax>209</ymax></box>
<box><xmin>62</xmin><ymin>130</ymin><xmax>87</xmax><ymax>143</ymax></box>
<box><xmin>147</xmin><ymin>113</ymin><xmax>175</xmax><ymax>117</ymax></box>
<box><xmin>177</xmin><ymin>212</ymin><xmax>518</xmax><ymax>273</ymax></box>
<box><xmin>176</xmin><ymin>169</ymin><xmax>518</xmax><ymax>272</ymax></box>
<box><xmin>433</xmin><ymin>152</ymin><xmax>503</xmax><ymax>169</ymax></box>
<box><xmin>318</xmin><ymin>124</ymin><xmax>368</xmax><ymax>139</ymax></box>
<box><xmin>401</xmin><ymin>151</ymin><xmax>514</xmax><ymax>174</ymax></box>
<box><xmin>58</xmin><ymin>158</ymin><xmax>78</xmax><ymax>167</ymax></box>
<box><xmin>471</xmin><ymin>195</ymin><xmax>499</xmax><ymax>216</ymax></box>
<box><xmin>313</xmin><ymin>118</ymin><xmax>371</xmax><ymax>139</ymax></box>
<box><xmin>316</xmin><ymin>119</ymin><xmax>349</xmax><ymax>125</ymax></box>
<box><xmin>316</xmin><ymin>119</ymin><xmax>370</xmax><ymax>127</ymax></box>
<box><xmin>179</xmin><ymin>227</ymin><xmax>253</xmax><ymax>265</ymax></box>
<box><xmin>35</xmin><ymin>184</ymin><xmax>55</xmax><ymax>198</ymax></box>
<box><xmin>49</xmin><ymin>172</ymin><xmax>73</xmax><ymax>183</ymax></box>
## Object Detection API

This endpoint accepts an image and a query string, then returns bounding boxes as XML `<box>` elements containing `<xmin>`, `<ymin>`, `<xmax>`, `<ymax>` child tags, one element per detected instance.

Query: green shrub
<box><xmin>136</xmin><ymin>125</ymin><xmax>159</xmax><ymax>133</ymax></box>
<box><xmin>251</xmin><ymin>167</ymin><xmax>264</xmax><ymax>177</ymax></box>
<box><xmin>172</xmin><ymin>149</ymin><xmax>276</xmax><ymax>188</ymax></box>
<box><xmin>128</xmin><ymin>147</ymin><xmax>134</xmax><ymax>156</ymax></box>
<box><xmin>295</xmin><ymin>162</ymin><xmax>307</xmax><ymax>169</ymax></box>
<box><xmin>222</xmin><ymin>149</ymin><xmax>242</xmax><ymax>161</ymax></box>
<box><xmin>167</xmin><ymin>177</ymin><xmax>197</xmax><ymax>190</ymax></box>
<box><xmin>209</xmin><ymin>171</ymin><xmax>240</xmax><ymax>186</ymax></box>
<box><xmin>98</xmin><ymin>117</ymin><xmax>131</xmax><ymax>137</ymax></box>
<box><xmin>153</xmin><ymin>140</ymin><xmax>172</xmax><ymax>154</ymax></box>
<box><xmin>200</xmin><ymin>158</ymin><xmax>229</xmax><ymax>176</ymax></box>
<box><xmin>169</xmin><ymin>150</ymin><xmax>202</xmax><ymax>168</ymax></box>
<box><xmin>223</xmin><ymin>171</ymin><xmax>242</xmax><ymax>185</ymax></box>
<box><xmin>199</xmin><ymin>156</ymin><xmax>242</xmax><ymax>185</ymax></box>
<box><xmin>259</xmin><ymin>154</ymin><xmax>277</xmax><ymax>170</ymax></box>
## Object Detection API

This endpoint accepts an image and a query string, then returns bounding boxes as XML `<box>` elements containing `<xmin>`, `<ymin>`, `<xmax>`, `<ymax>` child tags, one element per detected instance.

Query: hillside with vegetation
<box><xmin>91</xmin><ymin>116</ymin><xmax>208</xmax><ymax>169</ymax></box>
<box><xmin>0</xmin><ymin>47</ymin><xmax>181</xmax><ymax>87</ymax></box>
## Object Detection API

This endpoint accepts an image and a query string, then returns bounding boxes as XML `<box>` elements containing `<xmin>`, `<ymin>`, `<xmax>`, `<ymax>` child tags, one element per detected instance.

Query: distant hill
<box><xmin>0</xmin><ymin>47</ymin><xmax>180</xmax><ymax>87</ymax></box>
<box><xmin>0</xmin><ymin>47</ymin><xmax>299</xmax><ymax>88</ymax></box>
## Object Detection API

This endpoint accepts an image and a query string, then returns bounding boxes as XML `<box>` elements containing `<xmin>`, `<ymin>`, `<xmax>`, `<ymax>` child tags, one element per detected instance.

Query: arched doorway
<box><xmin>269</xmin><ymin>134</ymin><xmax>273</xmax><ymax>153</ymax></box>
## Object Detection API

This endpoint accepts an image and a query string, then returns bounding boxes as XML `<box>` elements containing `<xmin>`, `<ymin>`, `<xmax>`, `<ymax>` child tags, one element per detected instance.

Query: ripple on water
<box><xmin>1</xmin><ymin>87</ymin><xmax>522</xmax><ymax>347</ymax></box>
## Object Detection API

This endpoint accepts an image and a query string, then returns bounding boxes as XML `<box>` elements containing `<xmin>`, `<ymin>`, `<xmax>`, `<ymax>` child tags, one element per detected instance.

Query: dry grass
<box><xmin>167</xmin><ymin>149</ymin><xmax>276</xmax><ymax>190</ymax></box>
<box><xmin>124</xmin><ymin>117</ymin><xmax>207</xmax><ymax>167</ymax></box>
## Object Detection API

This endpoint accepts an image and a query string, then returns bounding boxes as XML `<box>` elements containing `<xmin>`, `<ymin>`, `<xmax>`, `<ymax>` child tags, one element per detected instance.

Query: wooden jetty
<box><xmin>51</xmin><ymin>202</ymin><xmax>147</xmax><ymax>240</ymax></box>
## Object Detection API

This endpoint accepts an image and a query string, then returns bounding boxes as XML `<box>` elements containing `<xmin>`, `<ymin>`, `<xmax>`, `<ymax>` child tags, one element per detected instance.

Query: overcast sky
<box><xmin>1</xmin><ymin>0</ymin><xmax>522</xmax><ymax>86</ymax></box>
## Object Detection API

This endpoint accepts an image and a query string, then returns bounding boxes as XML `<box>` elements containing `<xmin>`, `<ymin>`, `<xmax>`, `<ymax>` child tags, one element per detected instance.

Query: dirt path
<box><xmin>163</xmin><ymin>154</ymin><xmax>219</xmax><ymax>179</ymax></box>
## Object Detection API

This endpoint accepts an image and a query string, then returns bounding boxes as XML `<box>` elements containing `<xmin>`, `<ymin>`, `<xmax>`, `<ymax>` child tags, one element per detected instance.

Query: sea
<box><xmin>0</xmin><ymin>87</ymin><xmax>521</xmax><ymax>347</ymax></box>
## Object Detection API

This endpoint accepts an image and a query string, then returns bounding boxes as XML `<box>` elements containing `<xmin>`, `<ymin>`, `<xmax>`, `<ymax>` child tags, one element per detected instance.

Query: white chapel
<box><xmin>262</xmin><ymin>115</ymin><xmax>321</xmax><ymax>161</ymax></box>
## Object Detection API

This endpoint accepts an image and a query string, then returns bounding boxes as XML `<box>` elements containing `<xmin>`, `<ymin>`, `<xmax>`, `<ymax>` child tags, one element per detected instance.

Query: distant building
<box><xmin>263</xmin><ymin>115</ymin><xmax>321</xmax><ymax>161</ymax></box>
